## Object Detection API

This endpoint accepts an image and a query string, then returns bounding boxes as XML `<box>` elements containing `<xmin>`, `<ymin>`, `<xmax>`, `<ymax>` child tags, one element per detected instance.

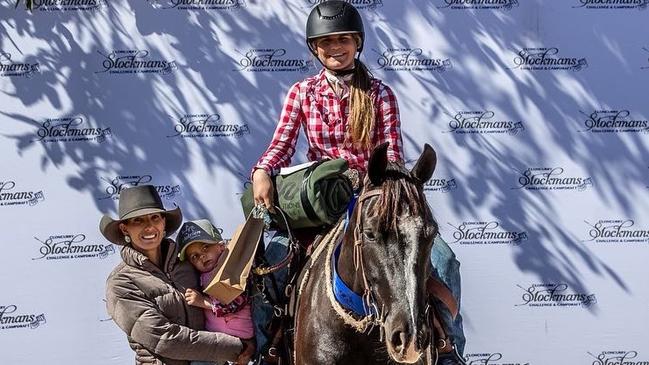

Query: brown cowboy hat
<box><xmin>99</xmin><ymin>185</ymin><xmax>182</xmax><ymax>245</ymax></box>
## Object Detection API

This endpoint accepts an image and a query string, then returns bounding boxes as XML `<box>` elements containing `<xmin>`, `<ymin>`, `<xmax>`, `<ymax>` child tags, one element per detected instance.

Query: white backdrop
<box><xmin>1</xmin><ymin>0</ymin><xmax>649</xmax><ymax>364</ymax></box>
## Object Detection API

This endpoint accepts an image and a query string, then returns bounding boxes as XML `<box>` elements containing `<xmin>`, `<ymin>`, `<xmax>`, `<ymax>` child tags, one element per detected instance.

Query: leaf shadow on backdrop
<box><xmin>2</xmin><ymin>0</ymin><xmax>312</xmax><ymax>221</ymax></box>
<box><xmin>2</xmin><ymin>0</ymin><xmax>648</xmax><ymax>335</ymax></box>
<box><xmin>358</xmin><ymin>0</ymin><xmax>647</xmax><ymax>328</ymax></box>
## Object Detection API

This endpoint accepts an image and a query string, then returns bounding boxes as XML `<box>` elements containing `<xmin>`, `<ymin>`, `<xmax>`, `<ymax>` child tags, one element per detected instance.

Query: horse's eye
<box><xmin>363</xmin><ymin>230</ymin><xmax>377</xmax><ymax>241</ymax></box>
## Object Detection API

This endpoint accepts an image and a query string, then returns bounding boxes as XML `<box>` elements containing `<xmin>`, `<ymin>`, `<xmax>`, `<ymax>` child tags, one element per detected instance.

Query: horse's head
<box><xmin>344</xmin><ymin>143</ymin><xmax>438</xmax><ymax>363</ymax></box>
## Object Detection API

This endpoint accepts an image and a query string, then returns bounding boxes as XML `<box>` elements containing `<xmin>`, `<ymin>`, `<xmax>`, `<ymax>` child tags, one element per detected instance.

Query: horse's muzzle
<box><xmin>385</xmin><ymin>320</ymin><xmax>429</xmax><ymax>364</ymax></box>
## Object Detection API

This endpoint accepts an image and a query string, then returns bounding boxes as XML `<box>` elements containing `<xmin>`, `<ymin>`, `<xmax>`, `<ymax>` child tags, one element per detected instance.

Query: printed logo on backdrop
<box><xmin>512</xmin><ymin>48</ymin><xmax>588</xmax><ymax>71</ymax></box>
<box><xmin>583</xmin><ymin>219</ymin><xmax>649</xmax><ymax>244</ymax></box>
<box><xmin>98</xmin><ymin>176</ymin><xmax>181</xmax><ymax>200</ymax></box>
<box><xmin>405</xmin><ymin>159</ymin><xmax>458</xmax><ymax>193</ymax></box>
<box><xmin>0</xmin><ymin>52</ymin><xmax>40</xmax><ymax>78</ymax></box>
<box><xmin>15</xmin><ymin>0</ymin><xmax>108</xmax><ymax>12</ymax></box>
<box><xmin>516</xmin><ymin>283</ymin><xmax>597</xmax><ymax>307</ymax></box>
<box><xmin>0</xmin><ymin>181</ymin><xmax>45</xmax><ymax>207</ymax></box>
<box><xmin>305</xmin><ymin>0</ymin><xmax>384</xmax><ymax>10</ymax></box>
<box><xmin>32</xmin><ymin>234</ymin><xmax>116</xmax><ymax>261</ymax></box>
<box><xmin>96</xmin><ymin>50</ymin><xmax>177</xmax><ymax>75</ymax></box>
<box><xmin>372</xmin><ymin>48</ymin><xmax>452</xmax><ymax>72</ymax></box>
<box><xmin>444</xmin><ymin>111</ymin><xmax>525</xmax><ymax>135</ymax></box>
<box><xmin>513</xmin><ymin>167</ymin><xmax>593</xmax><ymax>191</ymax></box>
<box><xmin>424</xmin><ymin>177</ymin><xmax>458</xmax><ymax>193</ymax></box>
<box><xmin>234</xmin><ymin>49</ymin><xmax>315</xmax><ymax>73</ymax></box>
<box><xmin>464</xmin><ymin>352</ymin><xmax>530</xmax><ymax>365</ymax></box>
<box><xmin>147</xmin><ymin>0</ymin><xmax>246</xmax><ymax>10</ymax></box>
<box><xmin>437</xmin><ymin>0</ymin><xmax>519</xmax><ymax>10</ymax></box>
<box><xmin>447</xmin><ymin>221</ymin><xmax>527</xmax><ymax>245</ymax></box>
<box><xmin>588</xmin><ymin>351</ymin><xmax>649</xmax><ymax>365</ymax></box>
<box><xmin>574</xmin><ymin>0</ymin><xmax>649</xmax><ymax>9</ymax></box>
<box><xmin>167</xmin><ymin>113</ymin><xmax>250</xmax><ymax>138</ymax></box>
<box><xmin>579</xmin><ymin>110</ymin><xmax>649</xmax><ymax>133</ymax></box>
<box><xmin>0</xmin><ymin>305</ymin><xmax>46</xmax><ymax>330</ymax></box>
<box><xmin>32</xmin><ymin>117</ymin><xmax>112</xmax><ymax>143</ymax></box>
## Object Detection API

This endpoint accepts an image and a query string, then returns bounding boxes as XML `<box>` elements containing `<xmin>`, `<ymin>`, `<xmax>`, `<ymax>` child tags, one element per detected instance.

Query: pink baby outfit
<box><xmin>200</xmin><ymin>272</ymin><xmax>255</xmax><ymax>339</ymax></box>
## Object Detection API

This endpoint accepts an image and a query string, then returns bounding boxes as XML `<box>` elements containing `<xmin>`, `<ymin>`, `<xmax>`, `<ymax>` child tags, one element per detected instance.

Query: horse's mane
<box><xmin>373</xmin><ymin>163</ymin><xmax>436</xmax><ymax>233</ymax></box>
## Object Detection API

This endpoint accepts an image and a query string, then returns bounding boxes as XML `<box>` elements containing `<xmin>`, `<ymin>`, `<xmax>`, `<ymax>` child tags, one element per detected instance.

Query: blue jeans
<box><xmin>430</xmin><ymin>234</ymin><xmax>465</xmax><ymax>355</ymax></box>
<box><xmin>251</xmin><ymin>232</ymin><xmax>466</xmax><ymax>356</ymax></box>
<box><xmin>250</xmin><ymin>231</ymin><xmax>290</xmax><ymax>356</ymax></box>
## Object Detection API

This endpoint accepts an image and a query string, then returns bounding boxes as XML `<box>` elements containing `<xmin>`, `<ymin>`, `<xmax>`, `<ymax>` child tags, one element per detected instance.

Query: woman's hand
<box><xmin>234</xmin><ymin>338</ymin><xmax>256</xmax><ymax>365</ymax></box>
<box><xmin>252</xmin><ymin>168</ymin><xmax>275</xmax><ymax>212</ymax></box>
<box><xmin>184</xmin><ymin>288</ymin><xmax>211</xmax><ymax>310</ymax></box>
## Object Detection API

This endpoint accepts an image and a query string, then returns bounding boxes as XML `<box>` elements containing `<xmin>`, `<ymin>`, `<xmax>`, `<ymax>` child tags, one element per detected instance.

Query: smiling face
<box><xmin>119</xmin><ymin>213</ymin><xmax>166</xmax><ymax>257</ymax></box>
<box><xmin>184</xmin><ymin>242</ymin><xmax>225</xmax><ymax>273</ymax></box>
<box><xmin>312</xmin><ymin>33</ymin><xmax>359</xmax><ymax>71</ymax></box>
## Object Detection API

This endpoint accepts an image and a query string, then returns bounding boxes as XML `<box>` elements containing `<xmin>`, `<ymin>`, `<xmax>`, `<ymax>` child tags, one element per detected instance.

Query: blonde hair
<box><xmin>347</xmin><ymin>59</ymin><xmax>375</xmax><ymax>148</ymax></box>
<box><xmin>347</xmin><ymin>34</ymin><xmax>375</xmax><ymax>148</ymax></box>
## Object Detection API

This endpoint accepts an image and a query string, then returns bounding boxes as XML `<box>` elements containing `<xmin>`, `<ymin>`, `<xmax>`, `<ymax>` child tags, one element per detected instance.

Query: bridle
<box><xmin>350</xmin><ymin>183</ymin><xmax>384</xmax><ymax>322</ymax></box>
<box><xmin>329</xmin><ymin>179</ymin><xmax>386</xmax><ymax>336</ymax></box>
<box><xmin>333</xmin><ymin>176</ymin><xmax>433</xmax><ymax>346</ymax></box>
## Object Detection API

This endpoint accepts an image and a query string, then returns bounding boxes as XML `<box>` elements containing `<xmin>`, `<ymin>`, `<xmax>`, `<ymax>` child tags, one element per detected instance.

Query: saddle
<box><xmin>251</xmin><ymin>223</ymin><xmax>329</xmax><ymax>365</ymax></box>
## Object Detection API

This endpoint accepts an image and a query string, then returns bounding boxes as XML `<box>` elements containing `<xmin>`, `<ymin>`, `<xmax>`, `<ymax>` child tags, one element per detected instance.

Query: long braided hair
<box><xmin>346</xmin><ymin>33</ymin><xmax>376</xmax><ymax>149</ymax></box>
<box><xmin>347</xmin><ymin>55</ymin><xmax>376</xmax><ymax>149</ymax></box>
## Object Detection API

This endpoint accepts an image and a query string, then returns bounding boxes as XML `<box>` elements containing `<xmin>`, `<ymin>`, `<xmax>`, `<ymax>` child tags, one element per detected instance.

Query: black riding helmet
<box><xmin>306</xmin><ymin>1</ymin><xmax>364</xmax><ymax>57</ymax></box>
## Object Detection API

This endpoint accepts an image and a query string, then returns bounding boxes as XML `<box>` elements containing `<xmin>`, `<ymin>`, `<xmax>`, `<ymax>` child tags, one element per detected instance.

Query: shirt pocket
<box><xmin>307</xmin><ymin>94</ymin><xmax>329</xmax><ymax>123</ymax></box>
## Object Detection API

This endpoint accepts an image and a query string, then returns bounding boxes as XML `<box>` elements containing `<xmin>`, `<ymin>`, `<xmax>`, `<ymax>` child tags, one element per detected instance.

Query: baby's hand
<box><xmin>184</xmin><ymin>288</ymin><xmax>205</xmax><ymax>308</ymax></box>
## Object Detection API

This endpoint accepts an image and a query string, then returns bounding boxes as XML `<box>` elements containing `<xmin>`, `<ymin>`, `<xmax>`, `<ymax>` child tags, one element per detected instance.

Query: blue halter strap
<box><xmin>331</xmin><ymin>195</ymin><xmax>377</xmax><ymax>318</ymax></box>
<box><xmin>332</xmin><ymin>242</ymin><xmax>377</xmax><ymax>317</ymax></box>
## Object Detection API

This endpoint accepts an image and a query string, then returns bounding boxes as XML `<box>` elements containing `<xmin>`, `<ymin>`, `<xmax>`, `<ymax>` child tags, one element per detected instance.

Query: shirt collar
<box><xmin>316</xmin><ymin>69</ymin><xmax>334</xmax><ymax>96</ymax></box>
<box><xmin>323</xmin><ymin>68</ymin><xmax>354</xmax><ymax>84</ymax></box>
<box><xmin>316</xmin><ymin>69</ymin><xmax>353</xmax><ymax>98</ymax></box>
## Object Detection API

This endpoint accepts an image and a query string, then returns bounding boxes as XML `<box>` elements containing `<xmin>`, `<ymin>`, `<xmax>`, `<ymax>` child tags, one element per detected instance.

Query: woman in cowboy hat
<box><xmin>100</xmin><ymin>185</ymin><xmax>255</xmax><ymax>365</ymax></box>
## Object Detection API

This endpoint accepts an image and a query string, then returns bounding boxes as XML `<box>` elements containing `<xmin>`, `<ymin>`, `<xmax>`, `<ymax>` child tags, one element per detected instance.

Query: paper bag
<box><xmin>203</xmin><ymin>215</ymin><xmax>264</xmax><ymax>304</ymax></box>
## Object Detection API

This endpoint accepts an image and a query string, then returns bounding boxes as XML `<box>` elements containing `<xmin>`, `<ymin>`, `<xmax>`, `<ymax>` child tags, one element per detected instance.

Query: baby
<box><xmin>177</xmin><ymin>219</ymin><xmax>255</xmax><ymax>364</ymax></box>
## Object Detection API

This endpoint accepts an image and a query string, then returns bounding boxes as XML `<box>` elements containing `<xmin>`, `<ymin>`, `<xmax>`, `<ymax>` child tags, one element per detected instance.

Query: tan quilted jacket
<box><xmin>106</xmin><ymin>239</ymin><xmax>242</xmax><ymax>365</ymax></box>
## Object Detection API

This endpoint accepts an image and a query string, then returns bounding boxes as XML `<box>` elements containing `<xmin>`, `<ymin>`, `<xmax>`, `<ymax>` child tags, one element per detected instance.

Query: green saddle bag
<box><xmin>241</xmin><ymin>159</ymin><xmax>353</xmax><ymax>229</ymax></box>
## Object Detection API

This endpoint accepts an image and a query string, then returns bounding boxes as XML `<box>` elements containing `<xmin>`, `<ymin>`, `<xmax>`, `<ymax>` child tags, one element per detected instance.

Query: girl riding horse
<box><xmin>250</xmin><ymin>2</ymin><xmax>466</xmax><ymax>364</ymax></box>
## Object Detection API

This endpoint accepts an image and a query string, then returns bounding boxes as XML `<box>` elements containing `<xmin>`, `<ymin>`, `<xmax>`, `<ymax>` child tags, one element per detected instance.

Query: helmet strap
<box><xmin>328</xmin><ymin>65</ymin><xmax>356</xmax><ymax>76</ymax></box>
<box><xmin>313</xmin><ymin>55</ymin><xmax>362</xmax><ymax>76</ymax></box>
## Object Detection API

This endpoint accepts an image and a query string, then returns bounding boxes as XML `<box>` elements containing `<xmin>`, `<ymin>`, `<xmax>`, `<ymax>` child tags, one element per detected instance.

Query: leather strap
<box><xmin>289</xmin><ymin>230</ymin><xmax>331</xmax><ymax>318</ymax></box>
<box><xmin>427</xmin><ymin>276</ymin><xmax>459</xmax><ymax>319</ymax></box>
<box><xmin>430</xmin><ymin>301</ymin><xmax>454</xmax><ymax>354</ymax></box>
<box><xmin>351</xmin><ymin>188</ymin><xmax>383</xmax><ymax>318</ymax></box>
<box><xmin>252</xmin><ymin>207</ymin><xmax>298</xmax><ymax>276</ymax></box>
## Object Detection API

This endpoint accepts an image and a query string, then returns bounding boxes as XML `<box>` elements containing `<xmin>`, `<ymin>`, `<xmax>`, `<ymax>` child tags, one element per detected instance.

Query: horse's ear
<box><xmin>368</xmin><ymin>142</ymin><xmax>389</xmax><ymax>186</ymax></box>
<box><xmin>411</xmin><ymin>144</ymin><xmax>437</xmax><ymax>184</ymax></box>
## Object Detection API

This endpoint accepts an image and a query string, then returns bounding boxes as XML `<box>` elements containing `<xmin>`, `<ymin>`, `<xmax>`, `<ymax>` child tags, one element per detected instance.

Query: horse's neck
<box><xmin>337</xmin><ymin>228</ymin><xmax>365</xmax><ymax>293</ymax></box>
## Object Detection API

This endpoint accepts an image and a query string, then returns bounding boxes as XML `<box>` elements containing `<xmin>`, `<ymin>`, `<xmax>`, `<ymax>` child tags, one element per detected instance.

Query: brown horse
<box><xmin>294</xmin><ymin>143</ymin><xmax>439</xmax><ymax>364</ymax></box>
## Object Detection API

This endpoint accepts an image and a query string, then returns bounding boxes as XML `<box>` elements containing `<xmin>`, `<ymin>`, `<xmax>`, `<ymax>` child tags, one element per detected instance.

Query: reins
<box><xmin>351</xmin><ymin>186</ymin><xmax>383</xmax><ymax>324</ymax></box>
<box><xmin>251</xmin><ymin>205</ymin><xmax>298</xmax><ymax>276</ymax></box>
<box><xmin>327</xmin><ymin>180</ymin><xmax>388</xmax><ymax>337</ymax></box>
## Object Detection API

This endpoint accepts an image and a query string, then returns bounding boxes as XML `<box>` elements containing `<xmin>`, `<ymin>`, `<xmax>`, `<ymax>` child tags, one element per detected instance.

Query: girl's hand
<box><xmin>252</xmin><ymin>169</ymin><xmax>275</xmax><ymax>212</ymax></box>
<box><xmin>184</xmin><ymin>288</ymin><xmax>211</xmax><ymax>310</ymax></box>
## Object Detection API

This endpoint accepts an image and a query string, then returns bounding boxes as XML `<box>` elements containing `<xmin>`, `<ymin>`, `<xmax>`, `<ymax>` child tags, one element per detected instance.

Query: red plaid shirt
<box><xmin>254</xmin><ymin>69</ymin><xmax>403</xmax><ymax>176</ymax></box>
